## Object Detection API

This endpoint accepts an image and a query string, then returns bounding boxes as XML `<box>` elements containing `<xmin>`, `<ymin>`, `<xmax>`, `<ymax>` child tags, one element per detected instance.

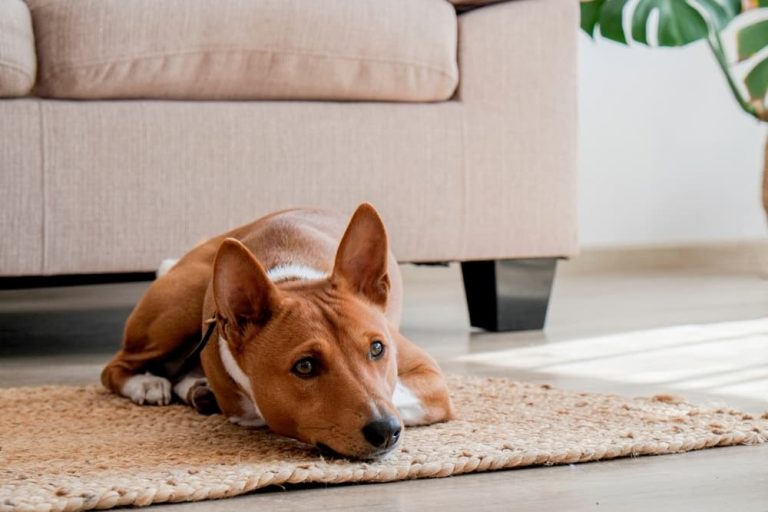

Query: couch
<box><xmin>0</xmin><ymin>0</ymin><xmax>577</xmax><ymax>331</ymax></box>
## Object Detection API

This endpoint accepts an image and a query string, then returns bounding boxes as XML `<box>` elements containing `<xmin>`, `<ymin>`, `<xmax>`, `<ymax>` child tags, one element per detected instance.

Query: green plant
<box><xmin>581</xmin><ymin>0</ymin><xmax>768</xmax><ymax>216</ymax></box>
<box><xmin>581</xmin><ymin>0</ymin><xmax>767</xmax><ymax>120</ymax></box>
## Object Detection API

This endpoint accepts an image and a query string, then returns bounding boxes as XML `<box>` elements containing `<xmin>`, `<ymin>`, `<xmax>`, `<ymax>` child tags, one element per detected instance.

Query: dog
<box><xmin>101</xmin><ymin>203</ymin><xmax>454</xmax><ymax>459</ymax></box>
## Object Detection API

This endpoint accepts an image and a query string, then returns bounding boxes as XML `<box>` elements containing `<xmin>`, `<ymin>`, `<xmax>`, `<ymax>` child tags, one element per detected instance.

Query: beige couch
<box><xmin>0</xmin><ymin>0</ymin><xmax>577</xmax><ymax>330</ymax></box>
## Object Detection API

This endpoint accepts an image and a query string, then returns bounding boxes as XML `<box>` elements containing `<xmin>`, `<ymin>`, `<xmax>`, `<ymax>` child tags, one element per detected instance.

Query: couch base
<box><xmin>1</xmin><ymin>258</ymin><xmax>560</xmax><ymax>332</ymax></box>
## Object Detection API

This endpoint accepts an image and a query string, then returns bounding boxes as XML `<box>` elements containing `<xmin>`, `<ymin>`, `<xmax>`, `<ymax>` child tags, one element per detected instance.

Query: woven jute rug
<box><xmin>2</xmin><ymin>376</ymin><xmax>767</xmax><ymax>512</ymax></box>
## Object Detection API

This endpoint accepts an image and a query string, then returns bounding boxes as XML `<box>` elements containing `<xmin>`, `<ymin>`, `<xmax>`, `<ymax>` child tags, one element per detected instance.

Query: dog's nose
<box><xmin>362</xmin><ymin>416</ymin><xmax>402</xmax><ymax>449</ymax></box>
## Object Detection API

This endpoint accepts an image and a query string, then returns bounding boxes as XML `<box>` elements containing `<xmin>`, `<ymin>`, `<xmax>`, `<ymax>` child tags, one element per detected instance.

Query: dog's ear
<box><xmin>332</xmin><ymin>203</ymin><xmax>390</xmax><ymax>308</ymax></box>
<box><xmin>213</xmin><ymin>238</ymin><xmax>281</xmax><ymax>342</ymax></box>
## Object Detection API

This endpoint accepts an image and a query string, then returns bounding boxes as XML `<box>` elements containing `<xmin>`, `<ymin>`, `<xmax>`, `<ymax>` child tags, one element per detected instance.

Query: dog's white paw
<box><xmin>173</xmin><ymin>375</ymin><xmax>208</xmax><ymax>404</ymax></box>
<box><xmin>122</xmin><ymin>373</ymin><xmax>172</xmax><ymax>406</ymax></box>
<box><xmin>393</xmin><ymin>380</ymin><xmax>426</xmax><ymax>426</ymax></box>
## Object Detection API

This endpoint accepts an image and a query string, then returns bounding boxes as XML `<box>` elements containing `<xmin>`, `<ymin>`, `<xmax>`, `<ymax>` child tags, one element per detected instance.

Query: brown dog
<box><xmin>101</xmin><ymin>204</ymin><xmax>453</xmax><ymax>459</ymax></box>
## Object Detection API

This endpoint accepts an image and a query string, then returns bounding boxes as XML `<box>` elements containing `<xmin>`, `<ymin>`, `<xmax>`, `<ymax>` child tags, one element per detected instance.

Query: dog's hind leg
<box><xmin>101</xmin><ymin>252</ymin><xmax>216</xmax><ymax>406</ymax></box>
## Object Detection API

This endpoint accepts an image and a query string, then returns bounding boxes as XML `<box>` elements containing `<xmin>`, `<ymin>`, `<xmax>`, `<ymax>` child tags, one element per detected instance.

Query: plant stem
<box><xmin>763</xmin><ymin>132</ymin><xmax>768</xmax><ymax>221</ymax></box>
<box><xmin>705</xmin><ymin>30</ymin><xmax>761</xmax><ymax>120</ymax></box>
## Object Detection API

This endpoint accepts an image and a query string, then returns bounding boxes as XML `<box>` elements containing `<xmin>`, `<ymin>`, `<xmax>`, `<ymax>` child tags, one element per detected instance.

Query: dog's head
<box><xmin>212</xmin><ymin>204</ymin><xmax>403</xmax><ymax>459</ymax></box>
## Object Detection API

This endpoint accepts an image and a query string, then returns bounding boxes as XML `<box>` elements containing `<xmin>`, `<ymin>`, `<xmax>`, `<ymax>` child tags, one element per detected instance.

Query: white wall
<box><xmin>579</xmin><ymin>33</ymin><xmax>766</xmax><ymax>248</ymax></box>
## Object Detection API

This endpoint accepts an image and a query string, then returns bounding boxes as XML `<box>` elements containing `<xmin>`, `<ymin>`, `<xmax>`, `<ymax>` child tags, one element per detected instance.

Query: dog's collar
<box><xmin>173</xmin><ymin>317</ymin><xmax>217</xmax><ymax>376</ymax></box>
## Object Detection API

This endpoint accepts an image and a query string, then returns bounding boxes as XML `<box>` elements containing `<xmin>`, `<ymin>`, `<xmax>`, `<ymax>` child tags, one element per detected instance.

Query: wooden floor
<box><xmin>1</xmin><ymin>248</ymin><xmax>767</xmax><ymax>511</ymax></box>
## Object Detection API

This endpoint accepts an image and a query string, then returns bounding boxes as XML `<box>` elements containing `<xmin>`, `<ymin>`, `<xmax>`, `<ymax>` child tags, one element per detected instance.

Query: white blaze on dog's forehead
<box><xmin>393</xmin><ymin>380</ymin><xmax>426</xmax><ymax>426</ymax></box>
<box><xmin>266</xmin><ymin>264</ymin><xmax>327</xmax><ymax>283</ymax></box>
<box><xmin>218</xmin><ymin>335</ymin><xmax>266</xmax><ymax>425</ymax></box>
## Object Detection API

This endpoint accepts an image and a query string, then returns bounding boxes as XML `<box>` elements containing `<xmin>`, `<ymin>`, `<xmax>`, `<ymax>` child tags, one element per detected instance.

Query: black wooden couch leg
<box><xmin>460</xmin><ymin>258</ymin><xmax>557</xmax><ymax>332</ymax></box>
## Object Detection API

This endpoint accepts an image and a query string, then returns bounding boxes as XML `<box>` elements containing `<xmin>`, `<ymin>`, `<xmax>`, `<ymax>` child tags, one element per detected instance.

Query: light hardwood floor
<box><xmin>1</xmin><ymin>247</ymin><xmax>767</xmax><ymax>511</ymax></box>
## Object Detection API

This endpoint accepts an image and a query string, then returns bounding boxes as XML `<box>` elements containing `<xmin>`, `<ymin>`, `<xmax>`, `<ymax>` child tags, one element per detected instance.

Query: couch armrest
<box><xmin>457</xmin><ymin>0</ymin><xmax>577</xmax><ymax>109</ymax></box>
<box><xmin>453</xmin><ymin>0</ymin><xmax>579</xmax><ymax>259</ymax></box>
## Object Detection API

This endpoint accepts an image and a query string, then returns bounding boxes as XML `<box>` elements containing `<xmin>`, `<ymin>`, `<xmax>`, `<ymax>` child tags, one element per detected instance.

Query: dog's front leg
<box><xmin>392</xmin><ymin>330</ymin><xmax>454</xmax><ymax>426</ymax></box>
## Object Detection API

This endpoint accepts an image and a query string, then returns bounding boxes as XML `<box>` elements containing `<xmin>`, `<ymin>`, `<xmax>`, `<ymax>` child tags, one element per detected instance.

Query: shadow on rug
<box><xmin>2</xmin><ymin>375</ymin><xmax>767</xmax><ymax>512</ymax></box>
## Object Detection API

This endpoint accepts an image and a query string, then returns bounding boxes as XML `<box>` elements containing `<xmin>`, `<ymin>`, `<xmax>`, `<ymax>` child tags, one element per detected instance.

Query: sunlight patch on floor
<box><xmin>457</xmin><ymin>317</ymin><xmax>768</xmax><ymax>403</ymax></box>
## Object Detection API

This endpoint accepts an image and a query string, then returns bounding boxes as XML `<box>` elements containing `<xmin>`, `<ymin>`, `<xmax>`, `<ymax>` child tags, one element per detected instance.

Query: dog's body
<box><xmin>102</xmin><ymin>204</ymin><xmax>453</xmax><ymax>458</ymax></box>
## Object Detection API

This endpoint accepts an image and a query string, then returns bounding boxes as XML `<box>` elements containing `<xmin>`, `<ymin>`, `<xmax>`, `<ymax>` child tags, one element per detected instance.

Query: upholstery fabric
<box><xmin>456</xmin><ymin>0</ymin><xmax>579</xmax><ymax>259</ymax></box>
<box><xmin>0</xmin><ymin>0</ymin><xmax>36</xmax><ymax>97</ymax></box>
<box><xmin>0</xmin><ymin>101</ymin><xmax>43</xmax><ymax>274</ymax></box>
<box><xmin>23</xmin><ymin>100</ymin><xmax>467</xmax><ymax>274</ymax></box>
<box><xmin>27</xmin><ymin>0</ymin><xmax>458</xmax><ymax>101</ymax></box>
<box><xmin>0</xmin><ymin>0</ymin><xmax>578</xmax><ymax>276</ymax></box>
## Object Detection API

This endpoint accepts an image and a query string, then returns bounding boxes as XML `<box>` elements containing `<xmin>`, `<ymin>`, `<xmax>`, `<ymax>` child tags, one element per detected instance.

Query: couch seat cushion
<box><xmin>28</xmin><ymin>0</ymin><xmax>458</xmax><ymax>102</ymax></box>
<box><xmin>0</xmin><ymin>0</ymin><xmax>36</xmax><ymax>97</ymax></box>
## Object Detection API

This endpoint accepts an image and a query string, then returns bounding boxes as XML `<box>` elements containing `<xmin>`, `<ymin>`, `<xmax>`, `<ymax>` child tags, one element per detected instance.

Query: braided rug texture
<box><xmin>2</xmin><ymin>376</ymin><xmax>767</xmax><ymax>512</ymax></box>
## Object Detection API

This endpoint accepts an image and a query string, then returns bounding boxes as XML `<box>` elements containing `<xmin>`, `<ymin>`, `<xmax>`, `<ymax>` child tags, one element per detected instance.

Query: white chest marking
<box><xmin>266</xmin><ymin>264</ymin><xmax>327</xmax><ymax>283</ymax></box>
<box><xmin>218</xmin><ymin>336</ymin><xmax>266</xmax><ymax>427</ymax></box>
<box><xmin>393</xmin><ymin>380</ymin><xmax>426</xmax><ymax>426</ymax></box>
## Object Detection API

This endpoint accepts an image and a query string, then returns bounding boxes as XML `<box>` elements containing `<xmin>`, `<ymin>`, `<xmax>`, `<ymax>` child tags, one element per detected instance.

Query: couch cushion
<box><xmin>28</xmin><ymin>0</ymin><xmax>458</xmax><ymax>102</ymax></box>
<box><xmin>0</xmin><ymin>0</ymin><xmax>36</xmax><ymax>97</ymax></box>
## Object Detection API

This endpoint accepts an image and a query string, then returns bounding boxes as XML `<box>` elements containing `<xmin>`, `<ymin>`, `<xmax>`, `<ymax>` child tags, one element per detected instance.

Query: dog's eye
<box><xmin>369</xmin><ymin>340</ymin><xmax>385</xmax><ymax>360</ymax></box>
<box><xmin>292</xmin><ymin>358</ymin><xmax>317</xmax><ymax>377</ymax></box>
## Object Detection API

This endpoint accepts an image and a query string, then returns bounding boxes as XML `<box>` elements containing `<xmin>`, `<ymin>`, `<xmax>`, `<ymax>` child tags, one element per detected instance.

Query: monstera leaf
<box><xmin>581</xmin><ymin>0</ymin><xmax>740</xmax><ymax>46</ymax></box>
<box><xmin>581</xmin><ymin>0</ymin><xmax>768</xmax><ymax>120</ymax></box>
<box><xmin>731</xmin><ymin>6</ymin><xmax>768</xmax><ymax>117</ymax></box>
<box><xmin>580</xmin><ymin>0</ymin><xmax>606</xmax><ymax>38</ymax></box>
